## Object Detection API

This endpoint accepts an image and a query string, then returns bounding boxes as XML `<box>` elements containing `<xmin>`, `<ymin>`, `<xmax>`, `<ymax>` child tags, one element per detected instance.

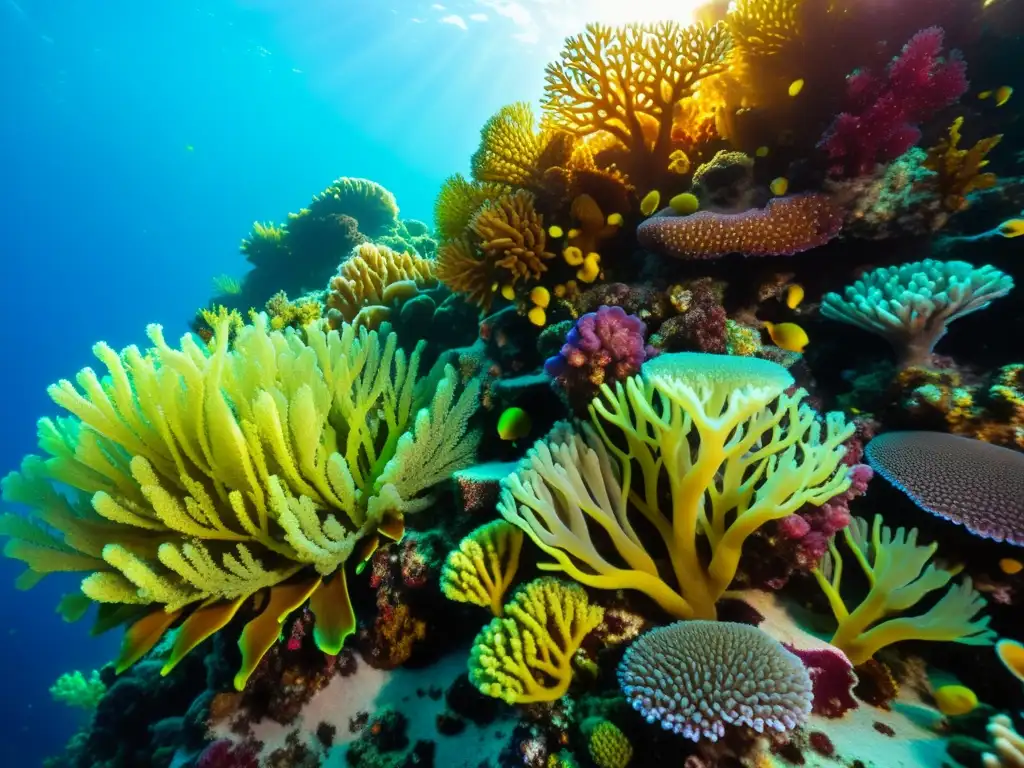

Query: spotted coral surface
<box><xmin>618</xmin><ymin>620</ymin><xmax>813</xmax><ymax>742</ymax></box>
<box><xmin>637</xmin><ymin>194</ymin><xmax>842</xmax><ymax>259</ymax></box>
<box><xmin>865</xmin><ymin>431</ymin><xmax>1024</xmax><ymax>546</ymax></box>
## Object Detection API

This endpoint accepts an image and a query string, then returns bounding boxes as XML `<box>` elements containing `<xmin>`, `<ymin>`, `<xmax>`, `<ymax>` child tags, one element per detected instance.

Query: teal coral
<box><xmin>50</xmin><ymin>669</ymin><xmax>106</xmax><ymax>710</ymax></box>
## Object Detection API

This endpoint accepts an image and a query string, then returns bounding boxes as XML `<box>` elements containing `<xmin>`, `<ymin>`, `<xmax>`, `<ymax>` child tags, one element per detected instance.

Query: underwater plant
<box><xmin>0</xmin><ymin>311</ymin><xmax>480</xmax><ymax>689</ymax></box>
<box><xmin>499</xmin><ymin>352</ymin><xmax>854</xmax><ymax>620</ymax></box>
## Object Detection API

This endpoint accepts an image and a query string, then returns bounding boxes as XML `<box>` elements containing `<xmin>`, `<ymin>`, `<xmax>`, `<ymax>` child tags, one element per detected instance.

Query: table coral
<box><xmin>812</xmin><ymin>515</ymin><xmax>996</xmax><ymax>665</ymax></box>
<box><xmin>819</xmin><ymin>259</ymin><xmax>1014</xmax><ymax>368</ymax></box>
<box><xmin>499</xmin><ymin>353</ymin><xmax>854</xmax><ymax>620</ymax></box>
<box><xmin>819</xmin><ymin>26</ymin><xmax>968</xmax><ymax>177</ymax></box>
<box><xmin>0</xmin><ymin>312</ymin><xmax>481</xmax><ymax>689</ymax></box>
<box><xmin>637</xmin><ymin>193</ymin><xmax>842</xmax><ymax>259</ymax></box>
<box><xmin>542</xmin><ymin>20</ymin><xmax>732</xmax><ymax>192</ymax></box>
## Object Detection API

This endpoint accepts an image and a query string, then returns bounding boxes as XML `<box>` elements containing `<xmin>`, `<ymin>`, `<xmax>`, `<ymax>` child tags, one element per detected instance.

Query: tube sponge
<box><xmin>812</xmin><ymin>515</ymin><xmax>995</xmax><ymax>665</ymax></box>
<box><xmin>440</xmin><ymin>519</ymin><xmax>523</xmax><ymax>616</ymax></box>
<box><xmin>468</xmin><ymin>577</ymin><xmax>604</xmax><ymax>704</ymax></box>
<box><xmin>820</xmin><ymin>259</ymin><xmax>1014</xmax><ymax>368</ymax></box>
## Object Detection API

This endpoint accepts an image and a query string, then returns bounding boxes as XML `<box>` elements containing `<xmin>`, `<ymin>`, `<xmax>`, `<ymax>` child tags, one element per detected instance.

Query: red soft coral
<box><xmin>819</xmin><ymin>26</ymin><xmax>968</xmax><ymax>177</ymax></box>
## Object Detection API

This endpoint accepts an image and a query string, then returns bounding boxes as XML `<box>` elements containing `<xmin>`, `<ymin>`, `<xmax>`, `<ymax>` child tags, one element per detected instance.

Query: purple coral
<box><xmin>197</xmin><ymin>740</ymin><xmax>259</xmax><ymax>768</ymax></box>
<box><xmin>819</xmin><ymin>27</ymin><xmax>968</xmax><ymax>177</ymax></box>
<box><xmin>865</xmin><ymin>431</ymin><xmax>1024</xmax><ymax>546</ymax></box>
<box><xmin>545</xmin><ymin>305</ymin><xmax>655</xmax><ymax>410</ymax></box>
<box><xmin>619</xmin><ymin>621</ymin><xmax>812</xmax><ymax>742</ymax></box>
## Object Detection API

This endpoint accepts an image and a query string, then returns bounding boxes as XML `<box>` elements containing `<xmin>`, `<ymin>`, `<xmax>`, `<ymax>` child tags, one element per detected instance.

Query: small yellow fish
<box><xmin>849</xmin><ymin>407</ymin><xmax>862</xmax><ymax>415</ymax></box>
<box><xmin>785</xmin><ymin>283</ymin><xmax>804</xmax><ymax>309</ymax></box>
<box><xmin>640</xmin><ymin>190</ymin><xmax>661</xmax><ymax>216</ymax></box>
<box><xmin>997</xmin><ymin>639</ymin><xmax>1024</xmax><ymax>682</ymax></box>
<box><xmin>979</xmin><ymin>90</ymin><xmax>993</xmax><ymax>99</ymax></box>
<box><xmin>934</xmin><ymin>685</ymin><xmax>978</xmax><ymax>716</ymax></box>
<box><xmin>497</xmin><ymin>407</ymin><xmax>532</xmax><ymax>441</ymax></box>
<box><xmin>1000</xmin><ymin>558</ymin><xmax>1024</xmax><ymax>575</ymax></box>
<box><xmin>998</xmin><ymin>218</ymin><xmax>1024</xmax><ymax>238</ymax></box>
<box><xmin>788</xmin><ymin>78</ymin><xmax>804</xmax><ymax>97</ymax></box>
<box><xmin>669</xmin><ymin>192</ymin><xmax>700</xmax><ymax>215</ymax></box>
<box><xmin>755</xmin><ymin>146</ymin><xmax>770</xmax><ymax>157</ymax></box>
<box><xmin>548</xmin><ymin>225</ymin><xmax>564</xmax><ymax>238</ymax></box>
<box><xmin>995</xmin><ymin>85</ymin><xmax>1013</xmax><ymax>107</ymax></box>
<box><xmin>770</xmin><ymin>177</ymin><xmax>789</xmax><ymax>196</ymax></box>
<box><xmin>764</xmin><ymin>321</ymin><xmax>808</xmax><ymax>353</ymax></box>
<box><xmin>185</xmin><ymin>144</ymin><xmax>194</xmax><ymax>152</ymax></box>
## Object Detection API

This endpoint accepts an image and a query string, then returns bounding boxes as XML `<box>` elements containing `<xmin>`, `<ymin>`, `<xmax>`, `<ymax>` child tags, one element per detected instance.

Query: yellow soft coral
<box><xmin>469</xmin><ymin>577</ymin><xmax>603</xmax><ymax>704</ymax></box>
<box><xmin>50</xmin><ymin>669</ymin><xmax>106</xmax><ymax>710</ymax></box>
<box><xmin>812</xmin><ymin>515</ymin><xmax>995</xmax><ymax>666</ymax></box>
<box><xmin>542</xmin><ymin>21</ymin><xmax>732</xmax><ymax>191</ymax></box>
<box><xmin>727</xmin><ymin>0</ymin><xmax>804</xmax><ymax>58</ymax></box>
<box><xmin>264</xmin><ymin>291</ymin><xmax>323</xmax><ymax>331</ymax></box>
<box><xmin>586</xmin><ymin>718</ymin><xmax>633</xmax><ymax>768</ymax></box>
<box><xmin>0</xmin><ymin>312</ymin><xmax>480</xmax><ymax>688</ymax></box>
<box><xmin>325</xmin><ymin>242</ymin><xmax>438</xmax><ymax>328</ymax></box>
<box><xmin>499</xmin><ymin>353</ymin><xmax>853</xmax><ymax>620</ymax></box>
<box><xmin>241</xmin><ymin>221</ymin><xmax>289</xmax><ymax>266</ymax></box>
<box><xmin>436</xmin><ymin>237</ymin><xmax>497</xmax><ymax>310</ymax></box>
<box><xmin>924</xmin><ymin>116</ymin><xmax>1002</xmax><ymax>212</ymax></box>
<box><xmin>441</xmin><ymin>520</ymin><xmax>523</xmax><ymax>616</ymax></box>
<box><xmin>472</xmin><ymin>103</ymin><xmax>546</xmax><ymax>188</ymax></box>
<box><xmin>434</xmin><ymin>173</ymin><xmax>508</xmax><ymax>242</ymax></box>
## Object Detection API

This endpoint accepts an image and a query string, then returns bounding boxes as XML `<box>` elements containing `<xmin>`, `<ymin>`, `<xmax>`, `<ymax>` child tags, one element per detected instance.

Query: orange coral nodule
<box><xmin>637</xmin><ymin>193</ymin><xmax>842</xmax><ymax>260</ymax></box>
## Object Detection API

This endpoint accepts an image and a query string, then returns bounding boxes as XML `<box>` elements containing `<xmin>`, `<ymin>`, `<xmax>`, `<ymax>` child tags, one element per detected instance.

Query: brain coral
<box><xmin>637</xmin><ymin>194</ymin><xmax>842</xmax><ymax>259</ymax></box>
<box><xmin>865</xmin><ymin>431</ymin><xmax>1024</xmax><ymax>546</ymax></box>
<box><xmin>618</xmin><ymin>620</ymin><xmax>812</xmax><ymax>742</ymax></box>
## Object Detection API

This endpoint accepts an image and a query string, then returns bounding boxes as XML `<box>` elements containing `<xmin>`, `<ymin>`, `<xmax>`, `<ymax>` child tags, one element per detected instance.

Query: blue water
<box><xmin>0</xmin><ymin>1</ymin><xmax>552</xmax><ymax>762</ymax></box>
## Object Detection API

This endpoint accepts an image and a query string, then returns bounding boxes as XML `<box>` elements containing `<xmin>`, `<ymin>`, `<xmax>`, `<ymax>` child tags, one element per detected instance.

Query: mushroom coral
<box><xmin>0</xmin><ymin>311</ymin><xmax>481</xmax><ymax>689</ymax></box>
<box><xmin>498</xmin><ymin>352</ymin><xmax>855</xmax><ymax>620</ymax></box>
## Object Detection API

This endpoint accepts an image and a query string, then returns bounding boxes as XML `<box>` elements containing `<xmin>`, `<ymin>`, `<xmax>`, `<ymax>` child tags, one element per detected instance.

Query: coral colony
<box><xmin>4</xmin><ymin>1</ymin><xmax>1024</xmax><ymax>767</ymax></box>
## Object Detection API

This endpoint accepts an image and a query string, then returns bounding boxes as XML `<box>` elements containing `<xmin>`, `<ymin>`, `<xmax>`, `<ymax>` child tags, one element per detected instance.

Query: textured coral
<box><xmin>819</xmin><ymin>27</ymin><xmax>969</xmax><ymax>177</ymax></box>
<box><xmin>264</xmin><ymin>291</ymin><xmax>323</xmax><ymax>331</ymax></box>
<box><xmin>585</xmin><ymin>719</ymin><xmax>633</xmax><ymax>768</ymax></box>
<box><xmin>440</xmin><ymin>519</ymin><xmax>523</xmax><ymax>616</ymax></box>
<box><xmin>820</xmin><ymin>259</ymin><xmax>1014</xmax><ymax>368</ymax></box>
<box><xmin>542</xmin><ymin>21</ymin><xmax>732</xmax><ymax>191</ymax></box>
<box><xmin>469</xmin><ymin>577</ymin><xmax>604</xmax><ymax>704</ymax></box>
<box><xmin>325</xmin><ymin>242</ymin><xmax>438</xmax><ymax>328</ymax></box>
<box><xmin>471</xmin><ymin>102</ymin><xmax>545</xmax><ymax>188</ymax></box>
<box><xmin>618</xmin><ymin>621</ymin><xmax>812</xmax><ymax>742</ymax></box>
<box><xmin>648</xmin><ymin>279</ymin><xmax>728</xmax><ymax>354</ymax></box>
<box><xmin>436</xmin><ymin>237</ymin><xmax>495</xmax><ymax>311</ymax></box>
<box><xmin>433</xmin><ymin>174</ymin><xmax>507</xmax><ymax>242</ymax></box>
<box><xmin>785</xmin><ymin>646</ymin><xmax>859</xmax><ymax>719</ymax></box>
<box><xmin>924</xmin><ymin>116</ymin><xmax>1002</xmax><ymax>212</ymax></box>
<box><xmin>241</xmin><ymin>221</ymin><xmax>289</xmax><ymax>267</ymax></box>
<box><xmin>727</xmin><ymin>0</ymin><xmax>802</xmax><ymax>57</ymax></box>
<box><xmin>544</xmin><ymin>306</ymin><xmax>654</xmax><ymax>411</ymax></box>
<box><xmin>865</xmin><ymin>431</ymin><xmax>1024</xmax><ymax>546</ymax></box>
<box><xmin>298</xmin><ymin>177</ymin><xmax>399</xmax><ymax>238</ymax></box>
<box><xmin>637</xmin><ymin>194</ymin><xmax>842</xmax><ymax>259</ymax></box>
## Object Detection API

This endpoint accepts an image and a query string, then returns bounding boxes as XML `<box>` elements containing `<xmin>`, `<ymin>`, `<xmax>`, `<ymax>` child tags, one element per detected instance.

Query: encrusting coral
<box><xmin>812</xmin><ymin>515</ymin><xmax>995</xmax><ymax>665</ymax></box>
<box><xmin>0</xmin><ymin>310</ymin><xmax>481</xmax><ymax>690</ymax></box>
<box><xmin>499</xmin><ymin>352</ymin><xmax>855</xmax><ymax>620</ymax></box>
<box><xmin>325</xmin><ymin>241</ymin><xmax>438</xmax><ymax>329</ymax></box>
<box><xmin>468</xmin><ymin>576</ymin><xmax>604</xmax><ymax>704</ymax></box>
<box><xmin>440</xmin><ymin>519</ymin><xmax>523</xmax><ymax>617</ymax></box>
<box><xmin>820</xmin><ymin>259</ymin><xmax>1015</xmax><ymax>368</ymax></box>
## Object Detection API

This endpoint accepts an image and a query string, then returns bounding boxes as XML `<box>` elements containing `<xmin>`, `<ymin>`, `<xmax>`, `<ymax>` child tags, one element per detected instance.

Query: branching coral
<box><xmin>819</xmin><ymin>27</ymin><xmax>968</xmax><ymax>177</ymax></box>
<box><xmin>727</xmin><ymin>0</ymin><xmax>803</xmax><ymax>58</ymax></box>
<box><xmin>924</xmin><ymin>116</ymin><xmax>1002</xmax><ymax>212</ymax></box>
<box><xmin>637</xmin><ymin>193</ymin><xmax>842</xmax><ymax>259</ymax></box>
<box><xmin>499</xmin><ymin>352</ymin><xmax>855</xmax><ymax>620</ymax></box>
<box><xmin>542</xmin><ymin>21</ymin><xmax>732</xmax><ymax>191</ymax></box>
<box><xmin>619</xmin><ymin>620</ymin><xmax>813</xmax><ymax>742</ymax></box>
<box><xmin>819</xmin><ymin>259</ymin><xmax>1014</xmax><ymax>368</ymax></box>
<box><xmin>325</xmin><ymin>242</ymin><xmax>438</xmax><ymax>329</ymax></box>
<box><xmin>812</xmin><ymin>515</ymin><xmax>995</xmax><ymax>665</ymax></box>
<box><xmin>468</xmin><ymin>577</ymin><xmax>604</xmax><ymax>704</ymax></box>
<box><xmin>0</xmin><ymin>312</ymin><xmax>481</xmax><ymax>689</ymax></box>
<box><xmin>440</xmin><ymin>519</ymin><xmax>523</xmax><ymax>616</ymax></box>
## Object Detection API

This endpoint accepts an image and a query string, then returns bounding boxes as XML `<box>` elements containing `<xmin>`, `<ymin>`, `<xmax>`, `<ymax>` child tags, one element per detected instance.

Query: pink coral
<box><xmin>546</xmin><ymin>305</ymin><xmax>656</xmax><ymax>409</ymax></box>
<box><xmin>197</xmin><ymin>739</ymin><xmax>259</xmax><ymax>768</ymax></box>
<box><xmin>637</xmin><ymin>194</ymin><xmax>842</xmax><ymax>259</ymax></box>
<box><xmin>819</xmin><ymin>27</ymin><xmax>968</xmax><ymax>177</ymax></box>
<box><xmin>786</xmin><ymin>646</ymin><xmax>859</xmax><ymax>719</ymax></box>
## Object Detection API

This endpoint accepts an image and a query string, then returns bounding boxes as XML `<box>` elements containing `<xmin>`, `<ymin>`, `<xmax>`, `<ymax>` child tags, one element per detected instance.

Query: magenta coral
<box><xmin>785</xmin><ymin>645</ymin><xmax>859</xmax><ymax>719</ymax></box>
<box><xmin>545</xmin><ymin>305</ymin><xmax>655</xmax><ymax>409</ymax></box>
<box><xmin>819</xmin><ymin>27</ymin><xmax>968</xmax><ymax>177</ymax></box>
<box><xmin>197</xmin><ymin>740</ymin><xmax>259</xmax><ymax>768</ymax></box>
<box><xmin>637</xmin><ymin>194</ymin><xmax>842</xmax><ymax>259</ymax></box>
